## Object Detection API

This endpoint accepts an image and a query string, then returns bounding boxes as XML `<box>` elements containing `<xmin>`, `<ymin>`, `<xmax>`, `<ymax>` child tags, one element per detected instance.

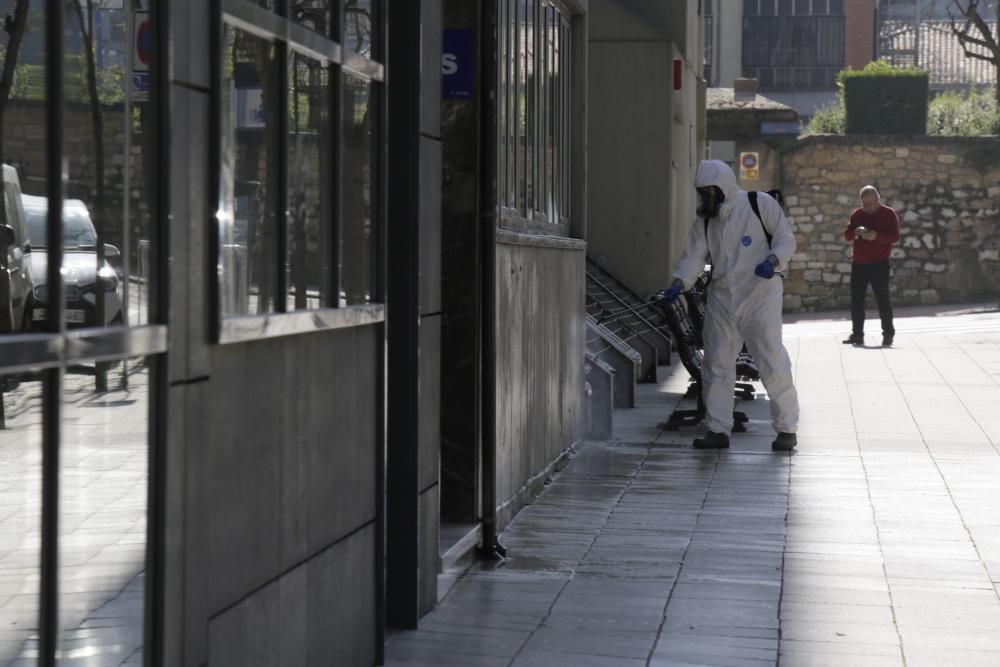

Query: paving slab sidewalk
<box><xmin>386</xmin><ymin>306</ymin><xmax>1000</xmax><ymax>667</ymax></box>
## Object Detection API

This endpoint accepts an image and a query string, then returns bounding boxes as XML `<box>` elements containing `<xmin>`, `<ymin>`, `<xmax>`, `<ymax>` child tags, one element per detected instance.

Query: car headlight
<box><xmin>98</xmin><ymin>266</ymin><xmax>119</xmax><ymax>292</ymax></box>
<box><xmin>34</xmin><ymin>284</ymin><xmax>47</xmax><ymax>302</ymax></box>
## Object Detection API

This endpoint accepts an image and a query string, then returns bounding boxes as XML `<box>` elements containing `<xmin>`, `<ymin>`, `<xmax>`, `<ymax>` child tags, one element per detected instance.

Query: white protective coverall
<box><xmin>672</xmin><ymin>160</ymin><xmax>799</xmax><ymax>436</ymax></box>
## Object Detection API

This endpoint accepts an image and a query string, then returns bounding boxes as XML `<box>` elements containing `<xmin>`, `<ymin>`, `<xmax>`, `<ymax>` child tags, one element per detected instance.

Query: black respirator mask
<box><xmin>696</xmin><ymin>186</ymin><xmax>725</xmax><ymax>219</ymax></box>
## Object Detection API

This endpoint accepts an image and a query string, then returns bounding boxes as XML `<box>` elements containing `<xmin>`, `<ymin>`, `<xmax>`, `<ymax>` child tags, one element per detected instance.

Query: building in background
<box><xmin>877</xmin><ymin>0</ymin><xmax>998</xmax><ymax>91</ymax></box>
<box><xmin>707</xmin><ymin>0</ymin><xmax>875</xmax><ymax>122</ymax></box>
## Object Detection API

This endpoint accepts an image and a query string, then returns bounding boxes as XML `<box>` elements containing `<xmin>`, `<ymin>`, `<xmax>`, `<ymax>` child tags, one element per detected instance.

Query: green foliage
<box><xmin>803</xmin><ymin>100</ymin><xmax>845</xmax><ymax>135</ymax></box>
<box><xmin>927</xmin><ymin>88</ymin><xmax>1000</xmax><ymax>136</ymax></box>
<box><xmin>840</xmin><ymin>60</ymin><xmax>929</xmax><ymax>135</ymax></box>
<box><xmin>836</xmin><ymin>59</ymin><xmax>926</xmax><ymax>83</ymax></box>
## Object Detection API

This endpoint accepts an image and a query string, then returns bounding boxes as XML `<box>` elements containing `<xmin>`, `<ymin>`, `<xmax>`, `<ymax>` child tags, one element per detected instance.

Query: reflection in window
<box><xmin>292</xmin><ymin>0</ymin><xmax>332</xmax><ymax>36</ymax></box>
<box><xmin>341</xmin><ymin>74</ymin><xmax>373</xmax><ymax>305</ymax></box>
<box><xmin>219</xmin><ymin>27</ymin><xmax>282</xmax><ymax>316</ymax></box>
<box><xmin>59</xmin><ymin>358</ymin><xmax>148</xmax><ymax>664</ymax></box>
<box><xmin>0</xmin><ymin>1</ymin><xmax>45</xmax><ymax>335</ymax></box>
<box><xmin>344</xmin><ymin>0</ymin><xmax>374</xmax><ymax>57</ymax></box>
<box><xmin>61</xmin><ymin>1</ymin><xmax>150</xmax><ymax>329</ymax></box>
<box><xmin>287</xmin><ymin>51</ymin><xmax>331</xmax><ymax>310</ymax></box>
<box><xmin>0</xmin><ymin>374</ymin><xmax>42</xmax><ymax>664</ymax></box>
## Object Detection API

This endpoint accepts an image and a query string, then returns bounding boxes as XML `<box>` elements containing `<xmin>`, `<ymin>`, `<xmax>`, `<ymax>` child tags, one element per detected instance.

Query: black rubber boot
<box><xmin>693</xmin><ymin>431</ymin><xmax>730</xmax><ymax>449</ymax></box>
<box><xmin>842</xmin><ymin>334</ymin><xmax>864</xmax><ymax>346</ymax></box>
<box><xmin>772</xmin><ymin>432</ymin><xmax>797</xmax><ymax>451</ymax></box>
<box><xmin>882</xmin><ymin>335</ymin><xmax>894</xmax><ymax>347</ymax></box>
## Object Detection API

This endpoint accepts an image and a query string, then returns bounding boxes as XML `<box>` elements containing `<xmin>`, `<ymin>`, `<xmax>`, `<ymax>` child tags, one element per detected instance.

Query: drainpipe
<box><xmin>478</xmin><ymin>0</ymin><xmax>504</xmax><ymax>561</ymax></box>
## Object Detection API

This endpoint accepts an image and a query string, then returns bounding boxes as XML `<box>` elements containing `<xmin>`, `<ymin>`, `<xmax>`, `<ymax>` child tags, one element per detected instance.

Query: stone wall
<box><xmin>781</xmin><ymin>135</ymin><xmax>1000</xmax><ymax>312</ymax></box>
<box><xmin>4</xmin><ymin>99</ymin><xmax>152</xmax><ymax>266</ymax></box>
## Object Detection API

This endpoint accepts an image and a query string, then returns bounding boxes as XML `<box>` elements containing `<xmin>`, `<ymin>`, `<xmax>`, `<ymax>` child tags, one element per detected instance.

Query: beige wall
<box><xmin>587</xmin><ymin>0</ymin><xmax>703</xmax><ymax>298</ymax></box>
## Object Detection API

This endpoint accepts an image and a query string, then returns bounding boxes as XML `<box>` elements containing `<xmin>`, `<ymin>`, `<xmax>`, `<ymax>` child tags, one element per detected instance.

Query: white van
<box><xmin>1</xmin><ymin>164</ymin><xmax>35</xmax><ymax>332</ymax></box>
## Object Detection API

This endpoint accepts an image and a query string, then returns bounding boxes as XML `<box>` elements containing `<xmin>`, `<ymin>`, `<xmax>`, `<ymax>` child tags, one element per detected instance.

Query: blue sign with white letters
<box><xmin>442</xmin><ymin>29</ymin><xmax>474</xmax><ymax>100</ymax></box>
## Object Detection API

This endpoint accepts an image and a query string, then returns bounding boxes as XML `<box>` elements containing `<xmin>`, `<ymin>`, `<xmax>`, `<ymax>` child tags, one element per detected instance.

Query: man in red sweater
<box><xmin>843</xmin><ymin>185</ymin><xmax>901</xmax><ymax>347</ymax></box>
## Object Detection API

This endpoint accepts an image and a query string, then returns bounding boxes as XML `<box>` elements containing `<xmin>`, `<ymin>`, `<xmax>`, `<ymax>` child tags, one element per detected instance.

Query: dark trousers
<box><xmin>850</xmin><ymin>260</ymin><xmax>895</xmax><ymax>338</ymax></box>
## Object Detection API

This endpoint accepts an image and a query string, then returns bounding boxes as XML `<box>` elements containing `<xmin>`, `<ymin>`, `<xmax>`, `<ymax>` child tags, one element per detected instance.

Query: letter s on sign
<box><xmin>442</xmin><ymin>53</ymin><xmax>458</xmax><ymax>76</ymax></box>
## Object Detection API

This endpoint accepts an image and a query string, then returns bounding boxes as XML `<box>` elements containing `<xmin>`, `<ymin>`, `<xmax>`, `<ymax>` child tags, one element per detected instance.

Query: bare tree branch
<box><xmin>0</xmin><ymin>0</ymin><xmax>30</xmax><ymax>109</ymax></box>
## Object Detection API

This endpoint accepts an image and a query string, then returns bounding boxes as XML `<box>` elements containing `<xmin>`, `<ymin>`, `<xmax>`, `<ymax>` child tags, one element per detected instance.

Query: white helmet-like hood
<box><xmin>694</xmin><ymin>159</ymin><xmax>741</xmax><ymax>206</ymax></box>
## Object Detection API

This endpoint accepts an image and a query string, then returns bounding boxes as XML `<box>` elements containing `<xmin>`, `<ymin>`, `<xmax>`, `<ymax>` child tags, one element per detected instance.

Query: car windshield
<box><xmin>23</xmin><ymin>206</ymin><xmax>97</xmax><ymax>250</ymax></box>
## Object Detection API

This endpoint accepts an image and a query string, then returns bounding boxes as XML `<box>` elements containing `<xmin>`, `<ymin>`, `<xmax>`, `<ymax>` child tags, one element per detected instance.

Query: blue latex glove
<box><xmin>660</xmin><ymin>279</ymin><xmax>683</xmax><ymax>304</ymax></box>
<box><xmin>754</xmin><ymin>256</ymin><xmax>777</xmax><ymax>279</ymax></box>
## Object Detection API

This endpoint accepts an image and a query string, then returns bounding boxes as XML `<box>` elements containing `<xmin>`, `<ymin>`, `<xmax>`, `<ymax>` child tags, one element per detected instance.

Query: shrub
<box><xmin>927</xmin><ymin>88</ymin><xmax>1000</xmax><ymax>135</ymax></box>
<box><xmin>803</xmin><ymin>100</ymin><xmax>845</xmax><ymax>135</ymax></box>
<box><xmin>840</xmin><ymin>60</ymin><xmax>929</xmax><ymax>135</ymax></box>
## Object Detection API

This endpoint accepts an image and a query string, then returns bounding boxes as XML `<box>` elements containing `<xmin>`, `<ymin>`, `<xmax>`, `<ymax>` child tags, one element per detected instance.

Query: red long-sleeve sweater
<box><xmin>844</xmin><ymin>204</ymin><xmax>901</xmax><ymax>264</ymax></box>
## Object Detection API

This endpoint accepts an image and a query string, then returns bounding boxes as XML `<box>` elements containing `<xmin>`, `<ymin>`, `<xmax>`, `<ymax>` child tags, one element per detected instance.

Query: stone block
<box><xmin>920</xmin><ymin>289</ymin><xmax>940</xmax><ymax>304</ymax></box>
<box><xmin>896</xmin><ymin>147</ymin><xmax>910</xmax><ymax>158</ymax></box>
<box><xmin>822</xmin><ymin>273</ymin><xmax>840</xmax><ymax>284</ymax></box>
<box><xmin>937</xmin><ymin>154</ymin><xmax>958</xmax><ymax>164</ymax></box>
<box><xmin>980</xmin><ymin>249</ymin><xmax>999</xmax><ymax>262</ymax></box>
<box><xmin>924</xmin><ymin>262</ymin><xmax>947</xmax><ymax>273</ymax></box>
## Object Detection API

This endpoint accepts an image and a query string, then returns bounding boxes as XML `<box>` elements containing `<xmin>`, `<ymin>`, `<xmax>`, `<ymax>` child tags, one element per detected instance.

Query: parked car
<box><xmin>21</xmin><ymin>194</ymin><xmax>123</xmax><ymax>328</ymax></box>
<box><xmin>1</xmin><ymin>164</ymin><xmax>36</xmax><ymax>332</ymax></box>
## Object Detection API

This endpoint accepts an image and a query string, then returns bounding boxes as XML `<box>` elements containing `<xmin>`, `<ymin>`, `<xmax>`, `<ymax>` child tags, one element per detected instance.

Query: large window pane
<box><xmin>292</xmin><ymin>0</ymin><xmax>332</xmax><ymax>38</ymax></box>
<box><xmin>219</xmin><ymin>27</ymin><xmax>282</xmax><ymax>316</ymax></box>
<box><xmin>58</xmin><ymin>358</ymin><xmax>148</xmax><ymax>665</ymax></box>
<box><xmin>341</xmin><ymin>74</ymin><xmax>373</xmax><ymax>305</ymax></box>
<box><xmin>61</xmin><ymin>2</ymin><xmax>148</xmax><ymax>330</ymax></box>
<box><xmin>287</xmin><ymin>51</ymin><xmax>331</xmax><ymax>311</ymax></box>
<box><xmin>0</xmin><ymin>374</ymin><xmax>42</xmax><ymax>665</ymax></box>
<box><xmin>1</xmin><ymin>0</ymin><xmax>46</xmax><ymax>336</ymax></box>
<box><xmin>344</xmin><ymin>0</ymin><xmax>375</xmax><ymax>58</ymax></box>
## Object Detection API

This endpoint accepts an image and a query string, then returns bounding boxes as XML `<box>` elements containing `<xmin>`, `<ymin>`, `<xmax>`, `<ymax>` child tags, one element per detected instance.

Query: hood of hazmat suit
<box><xmin>671</xmin><ymin>159</ymin><xmax>799</xmax><ymax>436</ymax></box>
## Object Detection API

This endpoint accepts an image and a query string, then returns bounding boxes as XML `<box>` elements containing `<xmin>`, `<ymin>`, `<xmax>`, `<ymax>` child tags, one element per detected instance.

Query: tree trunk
<box><xmin>74</xmin><ymin>0</ymin><xmax>109</xmax><ymax>390</ymax></box>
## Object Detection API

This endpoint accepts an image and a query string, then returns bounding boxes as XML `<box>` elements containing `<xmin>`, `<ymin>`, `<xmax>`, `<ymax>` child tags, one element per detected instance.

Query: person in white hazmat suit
<box><xmin>662</xmin><ymin>160</ymin><xmax>799</xmax><ymax>451</ymax></box>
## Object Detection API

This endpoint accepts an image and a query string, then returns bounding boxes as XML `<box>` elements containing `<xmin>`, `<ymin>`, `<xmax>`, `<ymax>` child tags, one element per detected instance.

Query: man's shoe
<box><xmin>842</xmin><ymin>334</ymin><xmax>864</xmax><ymax>346</ymax></box>
<box><xmin>772</xmin><ymin>432</ymin><xmax>797</xmax><ymax>451</ymax></box>
<box><xmin>693</xmin><ymin>431</ymin><xmax>730</xmax><ymax>449</ymax></box>
<box><xmin>882</xmin><ymin>335</ymin><xmax>894</xmax><ymax>347</ymax></box>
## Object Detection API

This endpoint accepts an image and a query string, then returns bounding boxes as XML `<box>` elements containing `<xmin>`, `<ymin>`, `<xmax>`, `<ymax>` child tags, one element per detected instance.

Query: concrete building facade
<box><xmin>0</xmin><ymin>0</ymin><xmax>703</xmax><ymax>664</ymax></box>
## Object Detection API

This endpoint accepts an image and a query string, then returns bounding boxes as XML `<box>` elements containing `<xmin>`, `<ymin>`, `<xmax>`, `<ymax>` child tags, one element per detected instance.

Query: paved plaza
<box><xmin>0</xmin><ymin>362</ymin><xmax>148</xmax><ymax>666</ymax></box>
<box><xmin>386</xmin><ymin>305</ymin><xmax>1000</xmax><ymax>667</ymax></box>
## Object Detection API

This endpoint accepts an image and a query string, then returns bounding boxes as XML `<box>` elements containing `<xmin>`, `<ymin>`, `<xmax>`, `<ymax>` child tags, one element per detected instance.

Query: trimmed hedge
<box><xmin>840</xmin><ymin>61</ymin><xmax>929</xmax><ymax>135</ymax></box>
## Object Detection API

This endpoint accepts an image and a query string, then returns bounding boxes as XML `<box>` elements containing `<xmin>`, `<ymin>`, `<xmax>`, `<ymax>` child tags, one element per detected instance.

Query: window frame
<box><xmin>742</xmin><ymin>11</ymin><xmax>845</xmax><ymax>91</ymax></box>
<box><xmin>211</xmin><ymin>0</ymin><xmax>385</xmax><ymax>344</ymax></box>
<box><xmin>497</xmin><ymin>0</ymin><xmax>574</xmax><ymax>237</ymax></box>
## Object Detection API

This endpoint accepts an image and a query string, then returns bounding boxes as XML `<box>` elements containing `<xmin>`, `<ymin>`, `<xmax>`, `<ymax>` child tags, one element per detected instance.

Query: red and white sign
<box><xmin>132</xmin><ymin>11</ymin><xmax>150</xmax><ymax>73</ymax></box>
